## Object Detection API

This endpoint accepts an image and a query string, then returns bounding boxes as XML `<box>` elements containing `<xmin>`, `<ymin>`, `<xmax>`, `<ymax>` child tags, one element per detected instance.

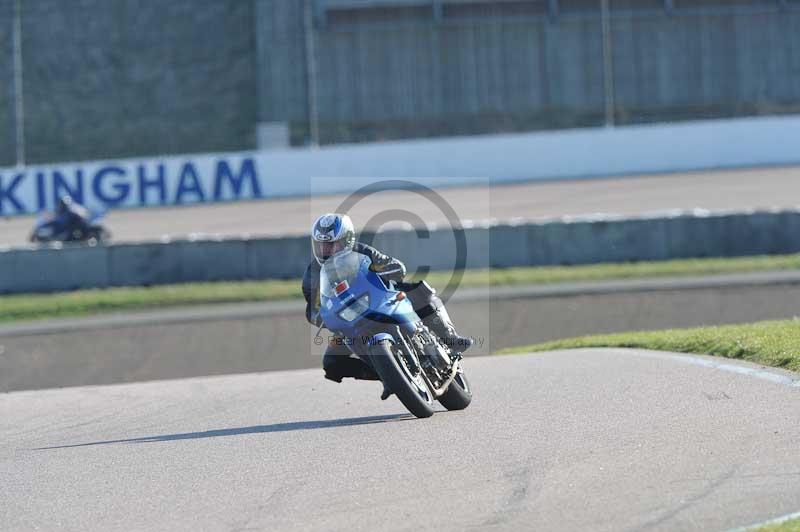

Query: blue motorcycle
<box><xmin>319</xmin><ymin>250</ymin><xmax>472</xmax><ymax>418</ymax></box>
<box><xmin>29</xmin><ymin>210</ymin><xmax>111</xmax><ymax>245</ymax></box>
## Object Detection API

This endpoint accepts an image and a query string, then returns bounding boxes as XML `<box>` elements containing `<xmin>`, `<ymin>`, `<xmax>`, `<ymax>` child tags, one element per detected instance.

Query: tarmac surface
<box><xmin>2</xmin><ymin>350</ymin><xmax>799</xmax><ymax>532</ymax></box>
<box><xmin>2</xmin><ymin>165</ymin><xmax>800</xmax><ymax>245</ymax></box>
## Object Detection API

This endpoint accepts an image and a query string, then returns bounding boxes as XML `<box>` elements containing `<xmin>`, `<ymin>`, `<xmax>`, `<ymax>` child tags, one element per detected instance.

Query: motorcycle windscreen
<box><xmin>320</xmin><ymin>250</ymin><xmax>370</xmax><ymax>298</ymax></box>
<box><xmin>320</xmin><ymin>250</ymin><xmax>418</xmax><ymax>332</ymax></box>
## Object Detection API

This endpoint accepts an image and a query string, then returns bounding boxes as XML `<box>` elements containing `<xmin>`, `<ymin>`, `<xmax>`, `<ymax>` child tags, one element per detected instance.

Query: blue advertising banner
<box><xmin>2</xmin><ymin>114</ymin><xmax>798</xmax><ymax>216</ymax></box>
<box><xmin>0</xmin><ymin>155</ymin><xmax>262</xmax><ymax>215</ymax></box>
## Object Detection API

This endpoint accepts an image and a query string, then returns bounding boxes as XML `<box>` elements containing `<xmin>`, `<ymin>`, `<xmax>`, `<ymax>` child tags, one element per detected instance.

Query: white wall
<box><xmin>1</xmin><ymin>115</ymin><xmax>799</xmax><ymax>216</ymax></box>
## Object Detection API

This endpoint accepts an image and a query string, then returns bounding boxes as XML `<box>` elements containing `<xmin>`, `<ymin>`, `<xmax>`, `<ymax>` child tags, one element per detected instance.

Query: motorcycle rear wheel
<box><xmin>87</xmin><ymin>226</ymin><xmax>111</xmax><ymax>243</ymax></box>
<box><xmin>369</xmin><ymin>340</ymin><xmax>435</xmax><ymax>419</ymax></box>
<box><xmin>437</xmin><ymin>365</ymin><xmax>472</xmax><ymax>411</ymax></box>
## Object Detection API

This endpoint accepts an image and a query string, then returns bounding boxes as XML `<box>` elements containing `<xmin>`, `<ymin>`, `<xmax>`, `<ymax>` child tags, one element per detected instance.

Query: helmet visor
<box><xmin>313</xmin><ymin>239</ymin><xmax>347</xmax><ymax>263</ymax></box>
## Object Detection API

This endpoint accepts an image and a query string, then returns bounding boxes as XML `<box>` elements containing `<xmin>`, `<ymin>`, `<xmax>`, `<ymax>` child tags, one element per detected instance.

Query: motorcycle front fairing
<box><xmin>319</xmin><ymin>251</ymin><xmax>419</xmax><ymax>356</ymax></box>
<box><xmin>32</xmin><ymin>214</ymin><xmax>56</xmax><ymax>239</ymax></box>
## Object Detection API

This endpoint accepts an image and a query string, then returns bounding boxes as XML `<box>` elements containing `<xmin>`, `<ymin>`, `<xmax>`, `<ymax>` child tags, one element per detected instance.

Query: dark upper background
<box><xmin>1</xmin><ymin>0</ymin><xmax>799</xmax><ymax>166</ymax></box>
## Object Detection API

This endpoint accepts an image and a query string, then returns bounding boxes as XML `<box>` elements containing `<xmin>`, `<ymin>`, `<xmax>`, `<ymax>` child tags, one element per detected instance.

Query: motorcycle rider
<box><xmin>54</xmin><ymin>195</ymin><xmax>91</xmax><ymax>238</ymax></box>
<box><xmin>302</xmin><ymin>213</ymin><xmax>473</xmax><ymax>399</ymax></box>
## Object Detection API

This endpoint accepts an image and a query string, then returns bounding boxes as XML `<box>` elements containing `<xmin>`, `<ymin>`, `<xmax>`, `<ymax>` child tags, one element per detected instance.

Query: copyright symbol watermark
<box><xmin>332</xmin><ymin>180</ymin><xmax>468</xmax><ymax>304</ymax></box>
<box><xmin>308</xmin><ymin>176</ymin><xmax>492</xmax><ymax>356</ymax></box>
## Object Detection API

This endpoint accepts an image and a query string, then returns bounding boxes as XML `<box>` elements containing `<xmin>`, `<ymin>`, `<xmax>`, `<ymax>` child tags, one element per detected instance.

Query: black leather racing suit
<box><xmin>55</xmin><ymin>202</ymin><xmax>91</xmax><ymax>238</ymax></box>
<box><xmin>303</xmin><ymin>242</ymin><xmax>468</xmax><ymax>381</ymax></box>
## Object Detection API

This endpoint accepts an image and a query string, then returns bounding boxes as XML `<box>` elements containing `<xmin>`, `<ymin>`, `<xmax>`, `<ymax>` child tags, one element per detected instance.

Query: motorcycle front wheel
<box><xmin>368</xmin><ymin>339</ymin><xmax>435</xmax><ymax>419</ymax></box>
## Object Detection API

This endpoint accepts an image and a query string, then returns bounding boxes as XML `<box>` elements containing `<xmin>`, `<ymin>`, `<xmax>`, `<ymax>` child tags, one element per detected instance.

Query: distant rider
<box><xmin>302</xmin><ymin>213</ymin><xmax>473</xmax><ymax>399</ymax></box>
<box><xmin>54</xmin><ymin>195</ymin><xmax>91</xmax><ymax>237</ymax></box>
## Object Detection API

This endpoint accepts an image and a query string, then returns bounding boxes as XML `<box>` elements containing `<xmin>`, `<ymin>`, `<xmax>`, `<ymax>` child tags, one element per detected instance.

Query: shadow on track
<box><xmin>35</xmin><ymin>413</ymin><xmax>414</xmax><ymax>450</ymax></box>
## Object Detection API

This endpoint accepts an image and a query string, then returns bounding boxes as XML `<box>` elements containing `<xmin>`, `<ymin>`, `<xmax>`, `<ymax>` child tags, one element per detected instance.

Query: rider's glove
<box><xmin>369</xmin><ymin>257</ymin><xmax>406</xmax><ymax>283</ymax></box>
<box><xmin>308</xmin><ymin>308</ymin><xmax>323</xmax><ymax>328</ymax></box>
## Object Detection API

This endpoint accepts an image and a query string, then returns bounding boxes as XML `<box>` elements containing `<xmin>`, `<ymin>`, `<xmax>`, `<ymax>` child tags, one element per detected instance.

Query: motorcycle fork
<box><xmin>395</xmin><ymin>327</ymin><xmax>422</xmax><ymax>375</ymax></box>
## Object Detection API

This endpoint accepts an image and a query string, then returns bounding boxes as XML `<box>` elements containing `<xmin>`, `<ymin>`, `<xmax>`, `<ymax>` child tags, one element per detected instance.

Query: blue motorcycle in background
<box><xmin>29</xmin><ymin>210</ymin><xmax>111</xmax><ymax>245</ymax></box>
<box><xmin>320</xmin><ymin>250</ymin><xmax>472</xmax><ymax>418</ymax></box>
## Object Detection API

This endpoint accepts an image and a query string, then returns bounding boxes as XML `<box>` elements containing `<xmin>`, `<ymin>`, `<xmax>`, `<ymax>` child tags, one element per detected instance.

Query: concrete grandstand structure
<box><xmin>1</xmin><ymin>0</ymin><xmax>799</xmax><ymax>165</ymax></box>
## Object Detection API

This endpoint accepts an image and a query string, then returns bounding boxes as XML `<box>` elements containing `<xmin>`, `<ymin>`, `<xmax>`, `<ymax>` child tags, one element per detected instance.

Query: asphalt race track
<box><xmin>2</xmin><ymin>350</ymin><xmax>799</xmax><ymax>532</ymax></box>
<box><xmin>2</xmin><ymin>165</ymin><xmax>800</xmax><ymax>245</ymax></box>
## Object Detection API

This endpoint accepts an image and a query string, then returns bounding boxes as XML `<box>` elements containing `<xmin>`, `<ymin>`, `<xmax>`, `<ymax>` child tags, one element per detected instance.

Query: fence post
<box><xmin>432</xmin><ymin>0</ymin><xmax>443</xmax><ymax>22</ymax></box>
<box><xmin>600</xmin><ymin>0</ymin><xmax>615</xmax><ymax>127</ymax></box>
<box><xmin>12</xmin><ymin>0</ymin><xmax>25</xmax><ymax>166</ymax></box>
<box><xmin>304</xmin><ymin>0</ymin><xmax>321</xmax><ymax>146</ymax></box>
<box><xmin>548</xmin><ymin>0</ymin><xmax>559</xmax><ymax>21</ymax></box>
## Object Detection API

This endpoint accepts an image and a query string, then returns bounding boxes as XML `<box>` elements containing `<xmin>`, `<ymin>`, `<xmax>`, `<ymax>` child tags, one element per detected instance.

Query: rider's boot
<box><xmin>323</xmin><ymin>349</ymin><xmax>393</xmax><ymax>400</ymax></box>
<box><xmin>403</xmin><ymin>280</ymin><xmax>473</xmax><ymax>354</ymax></box>
<box><xmin>325</xmin><ymin>363</ymin><xmax>392</xmax><ymax>401</ymax></box>
<box><xmin>424</xmin><ymin>306</ymin><xmax>473</xmax><ymax>354</ymax></box>
<box><xmin>326</xmin><ymin>362</ymin><xmax>391</xmax><ymax>401</ymax></box>
<box><xmin>324</xmin><ymin>355</ymin><xmax>379</xmax><ymax>383</ymax></box>
<box><xmin>380</xmin><ymin>382</ymin><xmax>393</xmax><ymax>401</ymax></box>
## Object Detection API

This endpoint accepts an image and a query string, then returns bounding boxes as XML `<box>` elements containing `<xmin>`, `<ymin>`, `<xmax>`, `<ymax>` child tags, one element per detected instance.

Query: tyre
<box><xmin>437</xmin><ymin>365</ymin><xmax>472</xmax><ymax>411</ymax></box>
<box><xmin>368</xmin><ymin>339</ymin><xmax>435</xmax><ymax>419</ymax></box>
<box><xmin>86</xmin><ymin>226</ymin><xmax>111</xmax><ymax>245</ymax></box>
<box><xmin>30</xmin><ymin>222</ymin><xmax>56</xmax><ymax>244</ymax></box>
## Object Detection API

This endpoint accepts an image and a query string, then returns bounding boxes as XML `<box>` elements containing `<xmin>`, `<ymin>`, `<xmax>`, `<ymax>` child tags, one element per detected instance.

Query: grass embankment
<box><xmin>752</xmin><ymin>517</ymin><xmax>800</xmax><ymax>532</ymax></box>
<box><xmin>2</xmin><ymin>252</ymin><xmax>800</xmax><ymax>324</ymax></box>
<box><xmin>498</xmin><ymin>319</ymin><xmax>800</xmax><ymax>373</ymax></box>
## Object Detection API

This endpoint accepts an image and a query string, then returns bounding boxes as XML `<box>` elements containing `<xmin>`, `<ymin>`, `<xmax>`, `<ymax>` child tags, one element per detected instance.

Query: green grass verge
<box><xmin>498</xmin><ymin>319</ymin><xmax>800</xmax><ymax>373</ymax></box>
<box><xmin>0</xmin><ymin>279</ymin><xmax>303</xmax><ymax>324</ymax></box>
<box><xmin>2</xmin><ymin>252</ymin><xmax>800</xmax><ymax>324</ymax></box>
<box><xmin>752</xmin><ymin>517</ymin><xmax>800</xmax><ymax>532</ymax></box>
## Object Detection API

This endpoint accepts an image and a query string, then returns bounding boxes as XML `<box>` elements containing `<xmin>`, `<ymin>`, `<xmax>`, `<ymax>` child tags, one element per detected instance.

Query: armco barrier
<box><xmin>2</xmin><ymin>209</ymin><xmax>800</xmax><ymax>295</ymax></box>
<box><xmin>247</xmin><ymin>235</ymin><xmax>310</xmax><ymax>279</ymax></box>
<box><xmin>5</xmin><ymin>244</ymin><xmax>110</xmax><ymax>293</ymax></box>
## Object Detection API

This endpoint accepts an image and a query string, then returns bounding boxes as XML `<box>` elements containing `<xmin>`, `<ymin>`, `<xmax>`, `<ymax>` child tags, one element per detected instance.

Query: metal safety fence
<box><xmin>2</xmin><ymin>0</ymin><xmax>800</xmax><ymax>164</ymax></box>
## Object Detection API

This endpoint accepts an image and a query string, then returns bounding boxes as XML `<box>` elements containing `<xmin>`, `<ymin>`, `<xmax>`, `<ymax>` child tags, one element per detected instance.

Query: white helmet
<box><xmin>311</xmin><ymin>213</ymin><xmax>355</xmax><ymax>265</ymax></box>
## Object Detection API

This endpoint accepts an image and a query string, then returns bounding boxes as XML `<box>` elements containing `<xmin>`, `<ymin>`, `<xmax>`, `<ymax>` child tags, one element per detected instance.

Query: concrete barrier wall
<box><xmin>4</xmin><ymin>279</ymin><xmax>800</xmax><ymax>392</ymax></box>
<box><xmin>3</xmin><ymin>209</ymin><xmax>800</xmax><ymax>295</ymax></box>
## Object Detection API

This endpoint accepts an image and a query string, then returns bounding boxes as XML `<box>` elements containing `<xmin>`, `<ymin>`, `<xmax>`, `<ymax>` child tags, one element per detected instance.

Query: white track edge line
<box><xmin>606</xmin><ymin>349</ymin><xmax>800</xmax><ymax>388</ymax></box>
<box><xmin>726</xmin><ymin>510</ymin><xmax>800</xmax><ymax>531</ymax></box>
